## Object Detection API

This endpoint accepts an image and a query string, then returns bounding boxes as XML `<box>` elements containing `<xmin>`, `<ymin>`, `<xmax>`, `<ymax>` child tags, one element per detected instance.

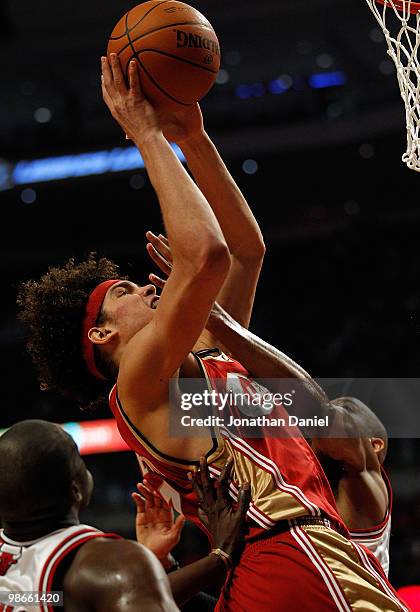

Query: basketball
<box><xmin>107</xmin><ymin>0</ymin><xmax>220</xmax><ymax>109</ymax></box>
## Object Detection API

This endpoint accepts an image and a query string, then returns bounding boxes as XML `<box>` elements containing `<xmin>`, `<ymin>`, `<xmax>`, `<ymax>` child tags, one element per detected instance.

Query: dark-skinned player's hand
<box><xmin>189</xmin><ymin>456</ymin><xmax>250</xmax><ymax>565</ymax></box>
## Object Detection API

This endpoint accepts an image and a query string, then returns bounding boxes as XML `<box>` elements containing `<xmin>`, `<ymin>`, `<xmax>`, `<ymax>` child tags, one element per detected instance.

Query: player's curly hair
<box><xmin>17</xmin><ymin>253</ymin><xmax>126</xmax><ymax>411</ymax></box>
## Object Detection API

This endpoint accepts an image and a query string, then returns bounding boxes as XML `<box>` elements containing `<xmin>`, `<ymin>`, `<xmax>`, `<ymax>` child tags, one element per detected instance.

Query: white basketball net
<box><xmin>365</xmin><ymin>0</ymin><xmax>420</xmax><ymax>171</ymax></box>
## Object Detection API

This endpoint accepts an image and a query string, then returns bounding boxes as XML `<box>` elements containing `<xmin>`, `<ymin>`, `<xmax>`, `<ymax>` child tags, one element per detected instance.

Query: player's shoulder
<box><xmin>68</xmin><ymin>536</ymin><xmax>157</xmax><ymax>573</ymax></box>
<box><xmin>63</xmin><ymin>537</ymin><xmax>166</xmax><ymax>610</ymax></box>
<box><xmin>64</xmin><ymin>538</ymin><xmax>167</xmax><ymax>606</ymax></box>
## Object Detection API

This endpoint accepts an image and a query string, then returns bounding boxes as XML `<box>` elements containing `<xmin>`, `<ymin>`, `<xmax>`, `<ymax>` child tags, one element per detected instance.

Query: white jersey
<box><xmin>0</xmin><ymin>524</ymin><xmax>117</xmax><ymax>612</ymax></box>
<box><xmin>349</xmin><ymin>468</ymin><xmax>392</xmax><ymax>577</ymax></box>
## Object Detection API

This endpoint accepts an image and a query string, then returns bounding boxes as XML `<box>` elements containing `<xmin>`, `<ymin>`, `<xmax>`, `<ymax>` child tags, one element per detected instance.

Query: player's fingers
<box><xmin>139</xmin><ymin>481</ymin><xmax>161</xmax><ymax>500</ymax></box>
<box><xmin>147</xmin><ymin>244</ymin><xmax>172</xmax><ymax>276</ymax></box>
<box><xmin>101</xmin><ymin>56</ymin><xmax>115</xmax><ymax>95</ymax></box>
<box><xmin>146</xmin><ymin>243</ymin><xmax>172</xmax><ymax>276</ymax></box>
<box><xmin>101</xmin><ymin>67</ymin><xmax>118</xmax><ymax>116</ymax></box>
<box><xmin>144</xmin><ymin>483</ymin><xmax>166</xmax><ymax>502</ymax></box>
<box><xmin>101</xmin><ymin>85</ymin><xmax>116</xmax><ymax>116</ymax></box>
<box><xmin>156</xmin><ymin>236</ymin><xmax>172</xmax><ymax>263</ymax></box>
<box><xmin>198</xmin><ymin>507</ymin><xmax>209</xmax><ymax>527</ymax></box>
<box><xmin>140</xmin><ymin>480</ymin><xmax>157</xmax><ymax>493</ymax></box>
<box><xmin>188</xmin><ymin>469</ymin><xmax>204</xmax><ymax>504</ymax></box>
<box><xmin>132</xmin><ymin>492</ymin><xmax>146</xmax><ymax>512</ymax></box>
<box><xmin>146</xmin><ymin>231</ymin><xmax>173</xmax><ymax>263</ymax></box>
<box><xmin>149</xmin><ymin>273</ymin><xmax>166</xmax><ymax>290</ymax></box>
<box><xmin>146</xmin><ymin>240</ymin><xmax>169</xmax><ymax>265</ymax></box>
<box><xmin>171</xmin><ymin>514</ymin><xmax>186</xmax><ymax>539</ymax></box>
<box><xmin>235</xmin><ymin>483</ymin><xmax>251</xmax><ymax>520</ymax></box>
<box><xmin>137</xmin><ymin>483</ymin><xmax>155</xmax><ymax>507</ymax></box>
<box><xmin>158</xmin><ymin>233</ymin><xmax>170</xmax><ymax>248</ymax></box>
<box><xmin>101</xmin><ymin>78</ymin><xmax>111</xmax><ymax>106</ymax></box>
<box><xmin>128</xmin><ymin>59</ymin><xmax>144</xmax><ymax>99</ymax></box>
<box><xmin>152</xmin><ymin>491</ymin><xmax>163</xmax><ymax>508</ymax></box>
<box><xmin>109</xmin><ymin>53</ymin><xmax>127</xmax><ymax>94</ymax></box>
<box><xmin>199</xmin><ymin>455</ymin><xmax>214</xmax><ymax>505</ymax></box>
<box><xmin>217</xmin><ymin>457</ymin><xmax>233</xmax><ymax>503</ymax></box>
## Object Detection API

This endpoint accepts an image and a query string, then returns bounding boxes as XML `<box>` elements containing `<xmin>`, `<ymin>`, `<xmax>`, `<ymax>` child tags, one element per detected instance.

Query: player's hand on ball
<box><xmin>101</xmin><ymin>54</ymin><xmax>160</xmax><ymax>144</ymax></box>
<box><xmin>159</xmin><ymin>103</ymin><xmax>205</xmax><ymax>145</ymax></box>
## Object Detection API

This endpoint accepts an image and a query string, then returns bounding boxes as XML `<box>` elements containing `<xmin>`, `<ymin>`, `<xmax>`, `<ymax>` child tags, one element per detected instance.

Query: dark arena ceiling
<box><xmin>0</xmin><ymin>0</ymin><xmax>406</xmax><ymax>159</ymax></box>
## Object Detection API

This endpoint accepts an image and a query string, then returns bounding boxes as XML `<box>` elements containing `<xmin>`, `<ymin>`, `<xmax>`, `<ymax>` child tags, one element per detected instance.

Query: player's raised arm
<box><xmin>101</xmin><ymin>56</ymin><xmax>230</xmax><ymax>409</ymax></box>
<box><xmin>207</xmin><ymin>301</ymin><xmax>328</xmax><ymax>402</ymax></box>
<box><xmin>207</xmin><ymin>304</ymin><xmax>381</xmax><ymax>472</ymax></box>
<box><xmin>160</xmin><ymin>104</ymin><xmax>265</xmax><ymax>329</ymax></box>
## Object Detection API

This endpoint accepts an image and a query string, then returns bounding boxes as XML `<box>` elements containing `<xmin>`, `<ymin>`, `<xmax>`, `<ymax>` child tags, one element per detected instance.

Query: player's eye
<box><xmin>116</xmin><ymin>287</ymin><xmax>128</xmax><ymax>297</ymax></box>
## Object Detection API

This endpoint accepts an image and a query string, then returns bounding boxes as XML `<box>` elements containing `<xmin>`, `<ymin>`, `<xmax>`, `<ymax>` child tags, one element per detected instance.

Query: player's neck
<box><xmin>3</xmin><ymin>511</ymin><xmax>80</xmax><ymax>542</ymax></box>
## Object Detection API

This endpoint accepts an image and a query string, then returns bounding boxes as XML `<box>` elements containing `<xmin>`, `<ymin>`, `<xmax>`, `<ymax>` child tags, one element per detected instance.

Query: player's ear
<box><xmin>71</xmin><ymin>480</ymin><xmax>83</xmax><ymax>505</ymax></box>
<box><xmin>370</xmin><ymin>437</ymin><xmax>385</xmax><ymax>455</ymax></box>
<box><xmin>88</xmin><ymin>326</ymin><xmax>118</xmax><ymax>346</ymax></box>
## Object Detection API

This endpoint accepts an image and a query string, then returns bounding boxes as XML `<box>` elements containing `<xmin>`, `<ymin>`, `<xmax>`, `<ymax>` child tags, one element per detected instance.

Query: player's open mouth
<box><xmin>151</xmin><ymin>296</ymin><xmax>159</xmax><ymax>309</ymax></box>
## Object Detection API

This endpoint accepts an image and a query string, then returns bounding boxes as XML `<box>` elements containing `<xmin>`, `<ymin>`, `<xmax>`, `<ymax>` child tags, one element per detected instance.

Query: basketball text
<box><xmin>175</xmin><ymin>29</ymin><xmax>220</xmax><ymax>56</ymax></box>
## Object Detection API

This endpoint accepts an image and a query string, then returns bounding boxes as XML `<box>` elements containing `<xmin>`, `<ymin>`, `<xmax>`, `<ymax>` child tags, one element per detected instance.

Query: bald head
<box><xmin>0</xmin><ymin>420</ymin><xmax>90</xmax><ymax>526</ymax></box>
<box><xmin>332</xmin><ymin>397</ymin><xmax>388</xmax><ymax>463</ymax></box>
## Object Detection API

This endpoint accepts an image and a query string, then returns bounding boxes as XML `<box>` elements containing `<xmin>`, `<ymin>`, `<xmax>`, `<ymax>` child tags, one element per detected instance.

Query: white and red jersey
<box><xmin>0</xmin><ymin>524</ymin><xmax>118</xmax><ymax>612</ymax></box>
<box><xmin>109</xmin><ymin>348</ymin><xmax>348</xmax><ymax>540</ymax></box>
<box><xmin>349</xmin><ymin>468</ymin><xmax>392</xmax><ymax>577</ymax></box>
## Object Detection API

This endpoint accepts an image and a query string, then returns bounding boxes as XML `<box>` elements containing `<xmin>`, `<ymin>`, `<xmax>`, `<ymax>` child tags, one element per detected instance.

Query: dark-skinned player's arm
<box><xmin>101</xmin><ymin>56</ymin><xmax>230</xmax><ymax>414</ymax></box>
<box><xmin>207</xmin><ymin>303</ymin><xmax>379</xmax><ymax>473</ymax></box>
<box><xmin>159</xmin><ymin>104</ymin><xmax>265</xmax><ymax>330</ymax></box>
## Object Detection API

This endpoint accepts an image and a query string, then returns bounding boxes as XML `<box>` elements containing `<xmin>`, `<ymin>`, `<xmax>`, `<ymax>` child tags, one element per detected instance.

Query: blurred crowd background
<box><xmin>1</xmin><ymin>0</ymin><xmax>419</xmax><ymax>591</ymax></box>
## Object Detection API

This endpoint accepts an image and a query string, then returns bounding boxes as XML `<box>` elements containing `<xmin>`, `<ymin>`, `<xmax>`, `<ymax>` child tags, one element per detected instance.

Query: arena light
<box><xmin>235</xmin><ymin>84</ymin><xmax>254</xmax><ymax>99</ymax></box>
<box><xmin>0</xmin><ymin>144</ymin><xmax>185</xmax><ymax>191</ymax></box>
<box><xmin>0</xmin><ymin>419</ymin><xmax>130</xmax><ymax>455</ymax></box>
<box><xmin>62</xmin><ymin>419</ymin><xmax>130</xmax><ymax>455</ymax></box>
<box><xmin>309</xmin><ymin>71</ymin><xmax>347</xmax><ymax>89</ymax></box>
<box><xmin>268</xmin><ymin>78</ymin><xmax>290</xmax><ymax>95</ymax></box>
<box><xmin>234</xmin><ymin>70</ymin><xmax>347</xmax><ymax>101</ymax></box>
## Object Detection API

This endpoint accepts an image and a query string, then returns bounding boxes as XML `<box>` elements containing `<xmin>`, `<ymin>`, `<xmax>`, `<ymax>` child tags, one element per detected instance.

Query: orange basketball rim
<box><xmin>375</xmin><ymin>0</ymin><xmax>420</xmax><ymax>13</ymax></box>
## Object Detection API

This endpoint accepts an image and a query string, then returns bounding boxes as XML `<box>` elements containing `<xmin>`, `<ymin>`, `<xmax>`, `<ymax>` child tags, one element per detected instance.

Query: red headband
<box><xmin>81</xmin><ymin>279</ymin><xmax>119</xmax><ymax>380</ymax></box>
